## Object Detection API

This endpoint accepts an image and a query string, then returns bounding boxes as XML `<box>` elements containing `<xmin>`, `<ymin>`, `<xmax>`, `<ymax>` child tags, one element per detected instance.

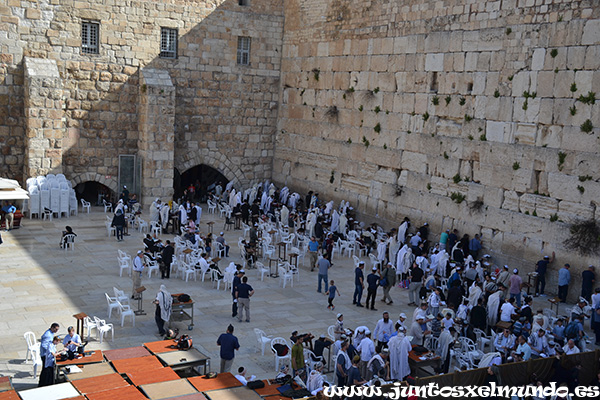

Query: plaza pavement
<box><xmin>0</xmin><ymin>205</ymin><xmax>583</xmax><ymax>390</ymax></box>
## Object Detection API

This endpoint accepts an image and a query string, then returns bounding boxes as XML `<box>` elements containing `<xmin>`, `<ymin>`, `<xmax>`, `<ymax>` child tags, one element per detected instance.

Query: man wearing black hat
<box><xmin>535</xmin><ymin>252</ymin><xmax>555</xmax><ymax>296</ymax></box>
<box><xmin>217</xmin><ymin>324</ymin><xmax>239</xmax><ymax>373</ymax></box>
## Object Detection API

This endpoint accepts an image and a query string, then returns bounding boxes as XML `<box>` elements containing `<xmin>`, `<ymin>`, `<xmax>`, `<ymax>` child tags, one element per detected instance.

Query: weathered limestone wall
<box><xmin>275</xmin><ymin>0</ymin><xmax>600</xmax><ymax>299</ymax></box>
<box><xmin>0</xmin><ymin>0</ymin><xmax>284</xmax><ymax>189</ymax></box>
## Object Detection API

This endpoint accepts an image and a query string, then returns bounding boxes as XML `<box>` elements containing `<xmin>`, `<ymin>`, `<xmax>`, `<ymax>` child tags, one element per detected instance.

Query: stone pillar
<box><xmin>138</xmin><ymin>68</ymin><xmax>175</xmax><ymax>208</ymax></box>
<box><xmin>23</xmin><ymin>57</ymin><xmax>65</xmax><ymax>178</ymax></box>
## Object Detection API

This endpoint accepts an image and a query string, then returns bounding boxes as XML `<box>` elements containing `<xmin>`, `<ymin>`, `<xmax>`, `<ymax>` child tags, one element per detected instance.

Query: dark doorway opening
<box><xmin>174</xmin><ymin>164</ymin><xmax>229</xmax><ymax>202</ymax></box>
<box><xmin>74</xmin><ymin>181</ymin><xmax>114</xmax><ymax>205</ymax></box>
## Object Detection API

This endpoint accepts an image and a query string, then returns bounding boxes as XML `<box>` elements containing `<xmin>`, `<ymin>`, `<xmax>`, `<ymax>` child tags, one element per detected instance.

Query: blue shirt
<box><xmin>536</xmin><ymin>260</ymin><xmax>549</xmax><ymax>275</ymax></box>
<box><xmin>328</xmin><ymin>285</ymin><xmax>337</xmax><ymax>299</ymax></box>
<box><xmin>232</xmin><ymin>276</ymin><xmax>241</xmax><ymax>295</ymax></box>
<box><xmin>2</xmin><ymin>205</ymin><xmax>16</xmax><ymax>213</ymax></box>
<box><xmin>355</xmin><ymin>267</ymin><xmax>364</xmax><ymax>285</ymax></box>
<box><xmin>40</xmin><ymin>328</ymin><xmax>54</xmax><ymax>358</ymax></box>
<box><xmin>217</xmin><ymin>333</ymin><xmax>239</xmax><ymax>360</ymax></box>
<box><xmin>558</xmin><ymin>268</ymin><xmax>571</xmax><ymax>286</ymax></box>
<box><xmin>63</xmin><ymin>333</ymin><xmax>81</xmax><ymax>352</ymax></box>
<box><xmin>367</xmin><ymin>273</ymin><xmax>379</xmax><ymax>290</ymax></box>
<box><xmin>347</xmin><ymin>365</ymin><xmax>362</xmax><ymax>385</ymax></box>
<box><xmin>469</xmin><ymin>238</ymin><xmax>481</xmax><ymax>251</ymax></box>
<box><xmin>236</xmin><ymin>283</ymin><xmax>253</xmax><ymax>299</ymax></box>
<box><xmin>308</xmin><ymin>240</ymin><xmax>319</xmax><ymax>252</ymax></box>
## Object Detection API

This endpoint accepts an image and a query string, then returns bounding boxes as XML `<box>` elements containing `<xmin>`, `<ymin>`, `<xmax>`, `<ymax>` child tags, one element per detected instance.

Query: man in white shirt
<box><xmin>563</xmin><ymin>339</ymin><xmax>580</xmax><ymax>355</ymax></box>
<box><xmin>529</xmin><ymin>329</ymin><xmax>551</xmax><ymax>358</ymax></box>
<box><xmin>409</xmin><ymin>316</ymin><xmax>430</xmax><ymax>346</ymax></box>
<box><xmin>441</xmin><ymin>313</ymin><xmax>454</xmax><ymax>330</ymax></box>
<box><xmin>62</xmin><ymin>326</ymin><xmax>82</xmax><ymax>356</ymax></box>
<box><xmin>132</xmin><ymin>250</ymin><xmax>145</xmax><ymax>299</ymax></box>
<box><xmin>494</xmin><ymin>329</ymin><xmax>516</xmax><ymax>354</ymax></box>
<box><xmin>500</xmin><ymin>298</ymin><xmax>517</xmax><ymax>322</ymax></box>
<box><xmin>234</xmin><ymin>366</ymin><xmax>256</xmax><ymax>385</ymax></box>
<box><xmin>356</xmin><ymin>330</ymin><xmax>375</xmax><ymax>378</ymax></box>
<box><xmin>373</xmin><ymin>311</ymin><xmax>394</xmax><ymax>352</ymax></box>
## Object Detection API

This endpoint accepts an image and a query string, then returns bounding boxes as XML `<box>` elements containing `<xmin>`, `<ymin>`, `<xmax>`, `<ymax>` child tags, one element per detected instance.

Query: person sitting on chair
<box><xmin>60</xmin><ymin>226</ymin><xmax>76</xmax><ymax>248</ymax></box>
<box><xmin>62</xmin><ymin>326</ymin><xmax>82</xmax><ymax>359</ymax></box>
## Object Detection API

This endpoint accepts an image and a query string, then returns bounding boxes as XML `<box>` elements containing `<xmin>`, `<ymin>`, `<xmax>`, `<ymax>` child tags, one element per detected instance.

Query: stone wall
<box><xmin>274</xmin><ymin>0</ymin><xmax>600</xmax><ymax>299</ymax></box>
<box><xmin>0</xmin><ymin>0</ymin><xmax>284</xmax><ymax>205</ymax></box>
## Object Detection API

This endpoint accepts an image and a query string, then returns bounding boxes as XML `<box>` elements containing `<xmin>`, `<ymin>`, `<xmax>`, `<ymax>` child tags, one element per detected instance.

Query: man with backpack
<box><xmin>564</xmin><ymin>315</ymin><xmax>584</xmax><ymax>348</ymax></box>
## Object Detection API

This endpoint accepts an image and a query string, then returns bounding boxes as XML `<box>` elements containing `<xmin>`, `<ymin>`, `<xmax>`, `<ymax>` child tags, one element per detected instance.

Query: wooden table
<box><xmin>65</xmin><ymin>362</ymin><xmax>116</xmax><ymax>381</ymax></box>
<box><xmin>205</xmin><ymin>386</ymin><xmax>262</xmax><ymax>400</ymax></box>
<box><xmin>188</xmin><ymin>373</ymin><xmax>243</xmax><ymax>392</ymax></box>
<box><xmin>268</xmin><ymin>257</ymin><xmax>279</xmax><ymax>278</ymax></box>
<box><xmin>156</xmin><ymin>348</ymin><xmax>210</xmax><ymax>375</ymax></box>
<box><xmin>548</xmin><ymin>297</ymin><xmax>560</xmax><ymax>315</ymax></box>
<box><xmin>85</xmin><ymin>386</ymin><xmax>147</xmax><ymax>400</ymax></box>
<box><xmin>19</xmin><ymin>382</ymin><xmax>80</xmax><ymax>400</ymax></box>
<box><xmin>496</xmin><ymin>321</ymin><xmax>513</xmax><ymax>331</ymax></box>
<box><xmin>111</xmin><ymin>356</ymin><xmax>164</xmax><ymax>374</ymax></box>
<box><xmin>104</xmin><ymin>346</ymin><xmax>151</xmax><ymax>361</ymax></box>
<box><xmin>0</xmin><ymin>391</ymin><xmax>19</xmax><ymax>400</ymax></box>
<box><xmin>126</xmin><ymin>367</ymin><xmax>180</xmax><ymax>386</ymax></box>
<box><xmin>144</xmin><ymin>340</ymin><xmax>179</xmax><ymax>354</ymax></box>
<box><xmin>408</xmin><ymin>349</ymin><xmax>441</xmax><ymax>377</ymax></box>
<box><xmin>71</xmin><ymin>373</ymin><xmax>129</xmax><ymax>395</ymax></box>
<box><xmin>139</xmin><ymin>379</ymin><xmax>198</xmax><ymax>400</ymax></box>
<box><xmin>160</xmin><ymin>395</ymin><xmax>206</xmax><ymax>400</ymax></box>
<box><xmin>72</xmin><ymin>313</ymin><xmax>88</xmax><ymax>339</ymax></box>
<box><xmin>56</xmin><ymin>350</ymin><xmax>104</xmax><ymax>380</ymax></box>
<box><xmin>288</xmin><ymin>252</ymin><xmax>299</xmax><ymax>269</ymax></box>
<box><xmin>276</xmin><ymin>242</ymin><xmax>287</xmax><ymax>259</ymax></box>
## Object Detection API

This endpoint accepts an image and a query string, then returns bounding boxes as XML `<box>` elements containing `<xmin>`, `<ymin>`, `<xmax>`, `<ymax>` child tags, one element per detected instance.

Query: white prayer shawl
<box><xmin>225</xmin><ymin>181</ymin><xmax>234</xmax><ymax>192</ymax></box>
<box><xmin>429</xmin><ymin>252</ymin><xmax>440</xmax><ymax>276</ymax></box>
<box><xmin>478</xmin><ymin>352</ymin><xmax>502</xmax><ymax>368</ymax></box>
<box><xmin>307</xmin><ymin>212</ymin><xmax>316</xmax><ymax>237</ymax></box>
<box><xmin>338</xmin><ymin>214</ymin><xmax>348</xmax><ymax>235</ymax></box>
<box><xmin>157</xmin><ymin>285</ymin><xmax>173</xmax><ymax>322</ymax></box>
<box><xmin>265</xmin><ymin>196</ymin><xmax>273</xmax><ymax>213</ymax></box>
<box><xmin>416</xmin><ymin>256</ymin><xmax>428</xmax><ymax>271</ymax></box>
<box><xmin>307</xmin><ymin>370</ymin><xmax>324</xmax><ymax>394</ymax></box>
<box><xmin>279</xmin><ymin>187</ymin><xmax>288</xmax><ymax>203</ymax></box>
<box><xmin>249</xmin><ymin>188</ymin><xmax>258</xmax><ymax>204</ymax></box>
<box><xmin>336</xmin><ymin>349</ymin><xmax>352</xmax><ymax>370</ymax></box>
<box><xmin>341</xmin><ymin>200</ymin><xmax>349</xmax><ymax>215</ymax></box>
<box><xmin>310</xmin><ymin>195</ymin><xmax>317</xmax><ymax>209</ymax></box>
<box><xmin>280</xmin><ymin>205</ymin><xmax>289</xmax><ymax>226</ymax></box>
<box><xmin>225</xmin><ymin>262</ymin><xmax>238</xmax><ymax>274</ymax></box>
<box><xmin>194</xmin><ymin>205</ymin><xmax>202</xmax><ymax>224</ymax></box>
<box><xmin>229</xmin><ymin>189</ymin><xmax>237</xmax><ymax>208</ymax></box>
<box><xmin>366</xmin><ymin>354</ymin><xmax>385</xmax><ymax>376</ymax></box>
<box><xmin>412</xmin><ymin>306</ymin><xmax>427</xmax><ymax>323</ymax></box>
<box><xmin>330</xmin><ymin>210</ymin><xmax>340</xmax><ymax>233</ymax></box>
<box><xmin>244</xmin><ymin>188</ymin><xmax>252</xmax><ymax>203</ymax></box>
<box><xmin>487</xmin><ymin>291</ymin><xmax>502</xmax><ymax>327</ymax></box>
<box><xmin>353</xmin><ymin>326</ymin><xmax>368</xmax><ymax>348</ymax></box>
<box><xmin>160</xmin><ymin>205</ymin><xmax>170</xmax><ymax>229</ymax></box>
<box><xmin>179</xmin><ymin>204</ymin><xmax>188</xmax><ymax>225</ymax></box>
<box><xmin>457</xmin><ymin>304</ymin><xmax>468</xmax><ymax>321</ymax></box>
<box><xmin>396</xmin><ymin>245</ymin><xmax>409</xmax><ymax>274</ymax></box>
<box><xmin>438</xmin><ymin>329</ymin><xmax>453</xmax><ymax>362</ymax></box>
<box><xmin>289</xmin><ymin>193</ymin><xmax>299</xmax><ymax>209</ymax></box>
<box><xmin>388</xmin><ymin>237</ymin><xmax>400</xmax><ymax>267</ymax></box>
<box><xmin>268</xmin><ymin>183</ymin><xmax>276</xmax><ymax>196</ymax></box>
<box><xmin>397</xmin><ymin>222</ymin><xmax>408</xmax><ymax>244</ymax></box>
<box><xmin>388</xmin><ymin>333</ymin><xmax>411</xmax><ymax>380</ymax></box>
<box><xmin>115</xmin><ymin>200</ymin><xmax>125</xmax><ymax>214</ymax></box>
<box><xmin>437</xmin><ymin>251</ymin><xmax>450</xmax><ymax>277</ymax></box>
<box><xmin>377</xmin><ymin>241</ymin><xmax>387</xmax><ymax>262</ymax></box>
<box><xmin>235</xmin><ymin>192</ymin><xmax>242</xmax><ymax>207</ymax></box>
<box><xmin>260</xmin><ymin>192</ymin><xmax>268</xmax><ymax>211</ymax></box>
<box><xmin>467</xmin><ymin>285</ymin><xmax>482</xmax><ymax>310</ymax></box>
<box><xmin>402</xmin><ymin>249</ymin><xmax>415</xmax><ymax>274</ymax></box>
<box><xmin>150</xmin><ymin>200</ymin><xmax>160</xmax><ymax>223</ymax></box>
<box><xmin>476</xmin><ymin>261</ymin><xmax>484</xmax><ymax>282</ymax></box>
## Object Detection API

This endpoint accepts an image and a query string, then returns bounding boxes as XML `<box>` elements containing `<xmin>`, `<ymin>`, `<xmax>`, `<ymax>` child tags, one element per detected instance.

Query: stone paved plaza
<box><xmin>0</xmin><ymin>204</ymin><xmax>588</xmax><ymax>390</ymax></box>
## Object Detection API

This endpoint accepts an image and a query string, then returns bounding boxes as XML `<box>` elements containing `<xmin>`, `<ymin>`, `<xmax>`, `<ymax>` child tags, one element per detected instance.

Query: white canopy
<box><xmin>0</xmin><ymin>178</ymin><xmax>30</xmax><ymax>200</ymax></box>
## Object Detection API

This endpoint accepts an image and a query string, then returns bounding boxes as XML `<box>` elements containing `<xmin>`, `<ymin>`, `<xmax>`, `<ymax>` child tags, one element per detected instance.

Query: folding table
<box><xmin>156</xmin><ymin>348</ymin><xmax>211</xmax><ymax>375</ymax></box>
<box><xmin>19</xmin><ymin>382</ymin><xmax>80</xmax><ymax>400</ymax></box>
<box><xmin>104</xmin><ymin>346</ymin><xmax>151</xmax><ymax>361</ymax></box>
<box><xmin>85</xmin><ymin>386</ymin><xmax>148</xmax><ymax>400</ymax></box>
<box><xmin>187</xmin><ymin>373</ymin><xmax>243</xmax><ymax>392</ymax></box>
<box><xmin>111</xmin><ymin>355</ymin><xmax>164</xmax><ymax>374</ymax></box>
<box><xmin>139</xmin><ymin>379</ymin><xmax>198</xmax><ymax>400</ymax></box>
<box><xmin>71</xmin><ymin>373</ymin><xmax>129</xmax><ymax>395</ymax></box>
<box><xmin>65</xmin><ymin>362</ymin><xmax>116</xmax><ymax>381</ymax></box>
<box><xmin>126</xmin><ymin>368</ymin><xmax>180</xmax><ymax>386</ymax></box>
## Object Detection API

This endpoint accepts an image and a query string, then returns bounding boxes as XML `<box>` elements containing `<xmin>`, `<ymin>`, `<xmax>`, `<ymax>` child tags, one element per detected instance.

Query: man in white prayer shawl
<box><xmin>437</xmin><ymin>327</ymin><xmax>455</xmax><ymax>373</ymax></box>
<box><xmin>487</xmin><ymin>287</ymin><xmax>503</xmax><ymax>328</ymax></box>
<box><xmin>150</xmin><ymin>199</ymin><xmax>161</xmax><ymax>223</ymax></box>
<box><xmin>260</xmin><ymin>191</ymin><xmax>268</xmax><ymax>212</ymax></box>
<box><xmin>289</xmin><ymin>192</ymin><xmax>299</xmax><ymax>209</ymax></box>
<box><xmin>396</xmin><ymin>245</ymin><xmax>409</xmax><ymax>277</ymax></box>
<box><xmin>194</xmin><ymin>203</ymin><xmax>202</xmax><ymax>225</ymax></box>
<box><xmin>268</xmin><ymin>183</ymin><xmax>276</xmax><ymax>196</ymax></box>
<box><xmin>467</xmin><ymin>282</ymin><xmax>483</xmax><ymax>310</ymax></box>
<box><xmin>306</xmin><ymin>210</ymin><xmax>317</xmax><ymax>237</ymax></box>
<box><xmin>178</xmin><ymin>204</ymin><xmax>188</xmax><ymax>226</ymax></box>
<box><xmin>338</xmin><ymin>213</ymin><xmax>348</xmax><ymax>235</ymax></box>
<box><xmin>280</xmin><ymin>205</ymin><xmax>289</xmax><ymax>227</ymax></box>
<box><xmin>225</xmin><ymin>181</ymin><xmax>234</xmax><ymax>192</ymax></box>
<box><xmin>160</xmin><ymin>203</ymin><xmax>170</xmax><ymax>230</ymax></box>
<box><xmin>388</xmin><ymin>327</ymin><xmax>411</xmax><ymax>380</ymax></box>
<box><xmin>306</xmin><ymin>362</ymin><xmax>325</xmax><ymax>395</ymax></box>
<box><xmin>330</xmin><ymin>209</ymin><xmax>340</xmax><ymax>233</ymax></box>
<box><xmin>249</xmin><ymin>187</ymin><xmax>257</xmax><ymax>205</ymax></box>
<box><xmin>377</xmin><ymin>239</ymin><xmax>387</xmax><ymax>263</ymax></box>
<box><xmin>437</xmin><ymin>250</ymin><xmax>450</xmax><ymax>278</ymax></box>
<box><xmin>229</xmin><ymin>189</ymin><xmax>237</xmax><ymax>208</ymax></box>
<box><xmin>388</xmin><ymin>236</ymin><xmax>400</xmax><ymax>268</ymax></box>
<box><xmin>397</xmin><ymin>221</ymin><xmax>409</xmax><ymax>244</ymax></box>
<box><xmin>235</xmin><ymin>192</ymin><xmax>241</xmax><ymax>207</ymax></box>
<box><xmin>154</xmin><ymin>284</ymin><xmax>173</xmax><ymax>336</ymax></box>
<box><xmin>324</xmin><ymin>200</ymin><xmax>334</xmax><ymax>216</ymax></box>
<box><xmin>265</xmin><ymin>195</ymin><xmax>273</xmax><ymax>213</ymax></box>
<box><xmin>429</xmin><ymin>250</ymin><xmax>440</xmax><ymax>276</ymax></box>
<box><xmin>475</xmin><ymin>261</ymin><xmax>485</xmax><ymax>283</ymax></box>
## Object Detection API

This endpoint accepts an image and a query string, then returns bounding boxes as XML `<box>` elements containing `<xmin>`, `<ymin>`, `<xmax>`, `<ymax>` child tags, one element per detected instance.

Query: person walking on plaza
<box><xmin>160</xmin><ymin>240</ymin><xmax>174</xmax><ymax>279</ymax></box>
<box><xmin>308</xmin><ymin>236</ymin><xmax>319</xmax><ymax>271</ymax></box>
<box><xmin>353</xmin><ymin>262</ymin><xmax>365</xmax><ymax>307</ymax></box>
<box><xmin>316</xmin><ymin>251</ymin><xmax>330</xmax><ymax>293</ymax></box>
<box><xmin>535</xmin><ymin>252</ymin><xmax>555</xmax><ymax>296</ymax></box>
<box><xmin>326</xmin><ymin>280</ymin><xmax>340</xmax><ymax>310</ymax></box>
<box><xmin>380</xmin><ymin>262</ymin><xmax>396</xmax><ymax>305</ymax></box>
<box><xmin>154</xmin><ymin>285</ymin><xmax>173</xmax><ymax>336</ymax></box>
<box><xmin>407</xmin><ymin>262</ymin><xmax>424</xmax><ymax>306</ymax></box>
<box><xmin>236</xmin><ymin>276</ymin><xmax>254</xmax><ymax>323</ymax></box>
<box><xmin>558</xmin><ymin>263</ymin><xmax>571</xmax><ymax>303</ymax></box>
<box><xmin>366</xmin><ymin>267</ymin><xmax>380</xmax><ymax>311</ymax></box>
<box><xmin>112</xmin><ymin>208</ymin><xmax>125</xmax><ymax>242</ymax></box>
<box><xmin>1</xmin><ymin>201</ymin><xmax>16</xmax><ymax>231</ymax></box>
<box><xmin>217</xmin><ymin>324</ymin><xmax>240</xmax><ymax>373</ymax></box>
<box><xmin>132</xmin><ymin>250</ymin><xmax>145</xmax><ymax>299</ymax></box>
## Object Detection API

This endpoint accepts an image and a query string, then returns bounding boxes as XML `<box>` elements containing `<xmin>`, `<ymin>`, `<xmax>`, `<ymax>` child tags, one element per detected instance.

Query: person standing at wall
<box><xmin>534</xmin><ymin>252</ymin><xmax>555</xmax><ymax>296</ymax></box>
<box><xmin>558</xmin><ymin>264</ymin><xmax>571</xmax><ymax>303</ymax></box>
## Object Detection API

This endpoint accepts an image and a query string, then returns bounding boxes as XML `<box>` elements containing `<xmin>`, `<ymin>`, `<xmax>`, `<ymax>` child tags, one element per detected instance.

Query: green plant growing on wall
<box><xmin>342</xmin><ymin>93</ymin><xmax>346</xmax><ymax>100</ymax></box>
<box><xmin>432</xmin><ymin>96</ymin><xmax>439</xmax><ymax>106</ymax></box>
<box><xmin>358</xmin><ymin>105</ymin><xmax>363</xmax><ymax>111</ymax></box>
<box><xmin>570</xmin><ymin>105</ymin><xmax>577</xmax><ymax>116</ymax></box>
<box><xmin>347</xmin><ymin>138</ymin><xmax>352</xmax><ymax>144</ymax></box>
<box><xmin>423</xmin><ymin>112</ymin><xmax>430</xmax><ymax>121</ymax></box>
<box><xmin>464</xmin><ymin>114</ymin><xmax>473</xmax><ymax>122</ymax></box>
<box><xmin>374</xmin><ymin>123</ymin><xmax>381</xmax><ymax>133</ymax></box>
<box><xmin>468</xmin><ymin>135</ymin><xmax>474</xmax><ymax>140</ymax></box>
<box><xmin>312</xmin><ymin>68</ymin><xmax>320</xmax><ymax>81</ymax></box>
<box><xmin>577</xmin><ymin>185</ymin><xmax>585</xmax><ymax>194</ymax></box>
<box><xmin>427</xmin><ymin>183</ymin><xmax>432</xmax><ymax>191</ymax></box>
<box><xmin>508</xmin><ymin>75</ymin><xmax>514</xmax><ymax>81</ymax></box>
<box><xmin>459</xmin><ymin>97</ymin><xmax>466</xmax><ymax>106</ymax></box>
<box><xmin>494</xmin><ymin>89</ymin><xmax>500</xmax><ymax>98</ymax></box>
<box><xmin>383</xmin><ymin>144</ymin><xmax>387</xmax><ymax>149</ymax></box>
<box><xmin>522</xmin><ymin>100</ymin><xmax>528</xmax><ymax>110</ymax></box>
<box><xmin>480</xmin><ymin>133</ymin><xmax>487</xmax><ymax>141</ymax></box>
<box><xmin>362</xmin><ymin>136</ymin><xmax>370</xmax><ymax>148</ymax></box>
<box><xmin>564</xmin><ymin>219</ymin><xmax>600</xmax><ymax>256</ymax></box>
<box><xmin>570</xmin><ymin>83</ymin><xmax>578</xmax><ymax>93</ymax></box>
<box><xmin>578</xmin><ymin>91</ymin><xmax>596</xmax><ymax>105</ymax></box>
<box><xmin>581</xmin><ymin>119</ymin><xmax>593</xmax><ymax>133</ymax></box>
<box><xmin>453</xmin><ymin>174</ymin><xmax>461</xmax><ymax>184</ymax></box>
<box><xmin>550</xmin><ymin>49</ymin><xmax>558</xmax><ymax>58</ymax></box>
<box><xmin>550</xmin><ymin>213</ymin><xmax>559</xmax><ymax>222</ymax></box>
<box><xmin>579</xmin><ymin>175</ymin><xmax>592</xmax><ymax>182</ymax></box>
<box><xmin>373</xmin><ymin>87</ymin><xmax>380</xmax><ymax>93</ymax></box>
<box><xmin>445</xmin><ymin>96</ymin><xmax>451</xmax><ymax>105</ymax></box>
<box><xmin>141</xmin><ymin>84</ymin><xmax>147</xmax><ymax>93</ymax></box>
<box><xmin>385</xmin><ymin>110</ymin><xmax>389</xmax><ymax>114</ymax></box>
<box><xmin>325</xmin><ymin>105</ymin><xmax>339</xmax><ymax>120</ymax></box>
<box><xmin>443</xmin><ymin>151</ymin><xmax>449</xmax><ymax>159</ymax></box>
<box><xmin>346</xmin><ymin>87</ymin><xmax>355</xmax><ymax>93</ymax></box>
<box><xmin>506</xmin><ymin>27</ymin><xmax>512</xmax><ymax>35</ymax></box>
<box><xmin>532</xmin><ymin>210</ymin><xmax>537</xmax><ymax>217</ymax></box>
<box><xmin>330</xmin><ymin>170</ymin><xmax>335</xmax><ymax>184</ymax></box>
<box><xmin>512</xmin><ymin>161</ymin><xmax>520</xmax><ymax>170</ymax></box>
<box><xmin>525</xmin><ymin>211</ymin><xmax>530</xmax><ymax>215</ymax></box>
<box><xmin>558</xmin><ymin>151</ymin><xmax>566</xmax><ymax>170</ymax></box>
<box><xmin>374</xmin><ymin>106</ymin><xmax>381</xmax><ymax>114</ymax></box>
<box><xmin>450</xmin><ymin>192</ymin><xmax>466</xmax><ymax>204</ymax></box>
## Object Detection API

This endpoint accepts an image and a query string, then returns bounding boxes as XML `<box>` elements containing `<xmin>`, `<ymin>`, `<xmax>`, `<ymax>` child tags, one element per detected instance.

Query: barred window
<box><xmin>81</xmin><ymin>21</ymin><xmax>99</xmax><ymax>54</ymax></box>
<box><xmin>237</xmin><ymin>36</ymin><xmax>251</xmax><ymax>65</ymax></box>
<box><xmin>160</xmin><ymin>27</ymin><xmax>178</xmax><ymax>59</ymax></box>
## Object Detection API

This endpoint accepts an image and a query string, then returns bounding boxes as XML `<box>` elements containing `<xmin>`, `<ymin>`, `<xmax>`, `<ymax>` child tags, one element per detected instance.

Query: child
<box><xmin>325</xmin><ymin>280</ymin><xmax>340</xmax><ymax>310</ymax></box>
<box><xmin>431</xmin><ymin>314</ymin><xmax>443</xmax><ymax>337</ymax></box>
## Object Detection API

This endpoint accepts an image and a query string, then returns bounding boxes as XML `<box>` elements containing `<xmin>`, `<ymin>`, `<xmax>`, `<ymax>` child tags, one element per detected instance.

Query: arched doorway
<box><xmin>174</xmin><ymin>164</ymin><xmax>229</xmax><ymax>202</ymax></box>
<box><xmin>74</xmin><ymin>181</ymin><xmax>114</xmax><ymax>205</ymax></box>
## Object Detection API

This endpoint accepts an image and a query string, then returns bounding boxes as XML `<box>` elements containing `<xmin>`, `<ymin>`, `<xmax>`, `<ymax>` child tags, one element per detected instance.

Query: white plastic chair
<box><xmin>118</xmin><ymin>301</ymin><xmax>135</xmax><ymax>327</ymax></box>
<box><xmin>137</xmin><ymin>217</ymin><xmax>149</xmax><ymax>233</ymax></box>
<box><xmin>214</xmin><ymin>242</ymin><xmax>226</xmax><ymax>258</ymax></box>
<box><xmin>279</xmin><ymin>267</ymin><xmax>293</xmax><ymax>288</ymax></box>
<box><xmin>103</xmin><ymin>199</ymin><xmax>113</xmax><ymax>213</ymax></box>
<box><xmin>83</xmin><ymin>316</ymin><xmax>98</xmax><ymax>340</ymax></box>
<box><xmin>182</xmin><ymin>261</ymin><xmax>197</xmax><ymax>282</ymax></box>
<box><xmin>105</xmin><ymin>293</ymin><xmax>120</xmax><ymax>318</ymax></box>
<box><xmin>263</xmin><ymin>244</ymin><xmax>275</xmax><ymax>260</ymax></box>
<box><xmin>256</xmin><ymin>262</ymin><xmax>269</xmax><ymax>281</ymax></box>
<box><xmin>30</xmin><ymin>343</ymin><xmax>42</xmax><ymax>377</ymax></box>
<box><xmin>304</xmin><ymin>348</ymin><xmax>324</xmax><ymax>371</ymax></box>
<box><xmin>24</xmin><ymin>331</ymin><xmax>38</xmax><ymax>363</ymax></box>
<box><xmin>113</xmin><ymin>287</ymin><xmax>129</xmax><ymax>305</ymax></box>
<box><xmin>94</xmin><ymin>317</ymin><xmax>114</xmax><ymax>343</ymax></box>
<box><xmin>254</xmin><ymin>328</ymin><xmax>273</xmax><ymax>356</ymax></box>
<box><xmin>212</xmin><ymin>269</ymin><xmax>224</xmax><ymax>289</ymax></box>
<box><xmin>150</xmin><ymin>221</ymin><xmax>162</xmax><ymax>236</ymax></box>
<box><xmin>105</xmin><ymin>221</ymin><xmax>116</xmax><ymax>237</ymax></box>
<box><xmin>207</xmin><ymin>199</ymin><xmax>217</xmax><ymax>214</ymax></box>
<box><xmin>242</xmin><ymin>223</ymin><xmax>251</xmax><ymax>237</ymax></box>
<box><xmin>369</xmin><ymin>253</ymin><xmax>381</xmax><ymax>269</ymax></box>
<box><xmin>474</xmin><ymin>328</ymin><xmax>492</xmax><ymax>352</ymax></box>
<box><xmin>118</xmin><ymin>258</ymin><xmax>131</xmax><ymax>277</ymax></box>
<box><xmin>270</xmin><ymin>337</ymin><xmax>291</xmax><ymax>371</ymax></box>
<box><xmin>222</xmin><ymin>271</ymin><xmax>234</xmax><ymax>291</ymax></box>
<box><xmin>81</xmin><ymin>199</ymin><xmax>91</xmax><ymax>213</ymax></box>
<box><xmin>144</xmin><ymin>256</ymin><xmax>160</xmax><ymax>278</ymax></box>
<box><xmin>327</xmin><ymin>325</ymin><xmax>336</xmax><ymax>341</ymax></box>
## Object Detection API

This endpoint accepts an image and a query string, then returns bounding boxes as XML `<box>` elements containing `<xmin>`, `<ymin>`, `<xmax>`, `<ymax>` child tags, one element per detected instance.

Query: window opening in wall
<box><xmin>430</xmin><ymin>72</ymin><xmax>438</xmax><ymax>92</ymax></box>
<box><xmin>237</xmin><ymin>36</ymin><xmax>251</xmax><ymax>65</ymax></box>
<box><xmin>160</xmin><ymin>27</ymin><xmax>178</xmax><ymax>59</ymax></box>
<box><xmin>81</xmin><ymin>21</ymin><xmax>99</xmax><ymax>54</ymax></box>
<box><xmin>467</xmin><ymin>82</ymin><xmax>473</xmax><ymax>92</ymax></box>
<box><xmin>238</xmin><ymin>0</ymin><xmax>249</xmax><ymax>5</ymax></box>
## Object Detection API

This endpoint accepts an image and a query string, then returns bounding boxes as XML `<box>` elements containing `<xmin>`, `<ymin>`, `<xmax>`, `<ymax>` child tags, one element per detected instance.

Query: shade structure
<box><xmin>0</xmin><ymin>178</ymin><xmax>29</xmax><ymax>201</ymax></box>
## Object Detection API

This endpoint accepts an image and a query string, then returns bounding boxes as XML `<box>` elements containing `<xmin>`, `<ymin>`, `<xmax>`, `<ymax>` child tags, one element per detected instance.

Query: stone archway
<box><xmin>177</xmin><ymin>149</ymin><xmax>246</xmax><ymax>188</ymax></box>
<box><xmin>69</xmin><ymin>172</ymin><xmax>119</xmax><ymax>194</ymax></box>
